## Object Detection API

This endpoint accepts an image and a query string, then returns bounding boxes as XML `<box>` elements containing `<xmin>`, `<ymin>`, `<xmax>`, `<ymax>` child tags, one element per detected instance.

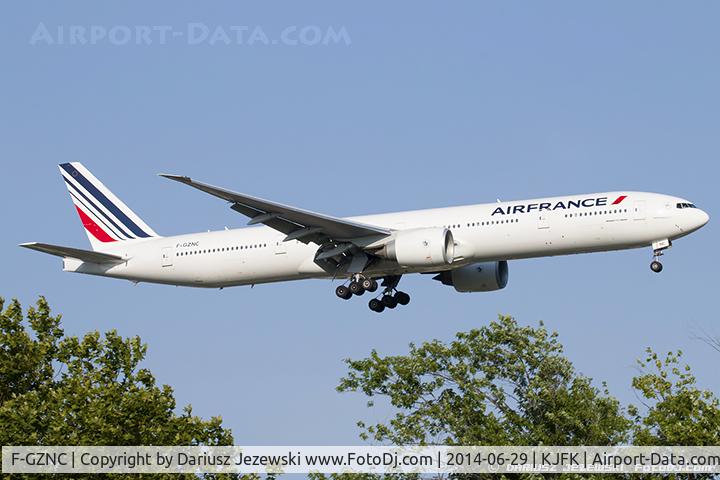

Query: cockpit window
<box><xmin>676</xmin><ymin>203</ymin><xmax>697</xmax><ymax>209</ymax></box>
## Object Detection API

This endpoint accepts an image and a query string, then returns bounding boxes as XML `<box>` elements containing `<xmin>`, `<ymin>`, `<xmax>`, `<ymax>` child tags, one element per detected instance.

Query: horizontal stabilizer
<box><xmin>20</xmin><ymin>242</ymin><xmax>125</xmax><ymax>264</ymax></box>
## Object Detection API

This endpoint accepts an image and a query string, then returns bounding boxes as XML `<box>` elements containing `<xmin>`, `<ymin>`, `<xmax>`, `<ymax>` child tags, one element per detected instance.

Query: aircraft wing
<box><xmin>20</xmin><ymin>242</ymin><xmax>125</xmax><ymax>264</ymax></box>
<box><xmin>159</xmin><ymin>174</ymin><xmax>391</xmax><ymax>244</ymax></box>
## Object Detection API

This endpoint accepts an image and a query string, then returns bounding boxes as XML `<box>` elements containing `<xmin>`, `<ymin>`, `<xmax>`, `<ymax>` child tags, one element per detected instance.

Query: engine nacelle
<box><xmin>434</xmin><ymin>261</ymin><xmax>509</xmax><ymax>292</ymax></box>
<box><xmin>379</xmin><ymin>228</ymin><xmax>454</xmax><ymax>268</ymax></box>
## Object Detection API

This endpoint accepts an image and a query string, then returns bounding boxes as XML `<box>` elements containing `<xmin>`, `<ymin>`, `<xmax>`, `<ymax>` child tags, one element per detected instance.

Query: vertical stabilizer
<box><xmin>58</xmin><ymin>162</ymin><xmax>159</xmax><ymax>251</ymax></box>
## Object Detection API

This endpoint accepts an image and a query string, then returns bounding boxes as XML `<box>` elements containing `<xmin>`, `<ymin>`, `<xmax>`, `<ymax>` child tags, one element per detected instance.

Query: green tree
<box><xmin>337</xmin><ymin>316</ymin><xmax>720</xmax><ymax>479</ymax></box>
<box><xmin>338</xmin><ymin>315</ymin><xmax>630</xmax><ymax>446</ymax></box>
<box><xmin>0</xmin><ymin>296</ymin><xmax>249</xmax><ymax>479</ymax></box>
<box><xmin>629</xmin><ymin>348</ymin><xmax>720</xmax><ymax>445</ymax></box>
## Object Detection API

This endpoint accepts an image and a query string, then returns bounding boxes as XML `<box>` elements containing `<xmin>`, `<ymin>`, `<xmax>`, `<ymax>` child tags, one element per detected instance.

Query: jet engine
<box><xmin>433</xmin><ymin>261</ymin><xmax>509</xmax><ymax>292</ymax></box>
<box><xmin>378</xmin><ymin>228</ymin><xmax>454</xmax><ymax>268</ymax></box>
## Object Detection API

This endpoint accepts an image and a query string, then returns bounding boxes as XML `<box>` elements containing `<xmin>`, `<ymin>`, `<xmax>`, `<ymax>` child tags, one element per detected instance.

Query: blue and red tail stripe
<box><xmin>60</xmin><ymin>163</ymin><xmax>153</xmax><ymax>238</ymax></box>
<box><xmin>74</xmin><ymin>205</ymin><xmax>117</xmax><ymax>243</ymax></box>
<box><xmin>63</xmin><ymin>177</ymin><xmax>135</xmax><ymax>240</ymax></box>
<box><xmin>59</xmin><ymin>162</ymin><xmax>158</xmax><ymax>249</ymax></box>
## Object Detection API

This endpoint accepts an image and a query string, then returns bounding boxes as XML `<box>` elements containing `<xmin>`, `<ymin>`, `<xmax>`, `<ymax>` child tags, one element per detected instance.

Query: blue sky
<box><xmin>1</xmin><ymin>1</ymin><xmax>718</xmax><ymax>445</ymax></box>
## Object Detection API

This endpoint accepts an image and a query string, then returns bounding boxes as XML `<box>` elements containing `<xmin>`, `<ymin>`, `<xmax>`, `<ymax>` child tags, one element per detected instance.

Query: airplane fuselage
<box><xmin>63</xmin><ymin>191</ymin><xmax>709</xmax><ymax>288</ymax></box>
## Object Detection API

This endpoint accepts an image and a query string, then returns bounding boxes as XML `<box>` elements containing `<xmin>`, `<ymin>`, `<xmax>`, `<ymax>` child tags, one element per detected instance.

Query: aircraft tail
<box><xmin>59</xmin><ymin>162</ymin><xmax>159</xmax><ymax>251</ymax></box>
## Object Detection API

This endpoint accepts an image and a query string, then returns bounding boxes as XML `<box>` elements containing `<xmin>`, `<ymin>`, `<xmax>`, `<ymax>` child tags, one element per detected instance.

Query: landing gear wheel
<box><xmin>361</xmin><ymin>278</ymin><xmax>377</xmax><ymax>292</ymax></box>
<box><xmin>381</xmin><ymin>294</ymin><xmax>398</xmax><ymax>309</ymax></box>
<box><xmin>349</xmin><ymin>281</ymin><xmax>365</xmax><ymax>296</ymax></box>
<box><xmin>335</xmin><ymin>285</ymin><xmax>352</xmax><ymax>300</ymax></box>
<box><xmin>650</xmin><ymin>260</ymin><xmax>663</xmax><ymax>273</ymax></box>
<box><xmin>395</xmin><ymin>291</ymin><xmax>410</xmax><ymax>305</ymax></box>
<box><xmin>368</xmin><ymin>298</ymin><xmax>385</xmax><ymax>313</ymax></box>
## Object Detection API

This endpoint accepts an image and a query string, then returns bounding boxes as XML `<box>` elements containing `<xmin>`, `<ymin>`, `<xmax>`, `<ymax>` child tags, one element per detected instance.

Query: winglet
<box><xmin>159</xmin><ymin>173</ymin><xmax>192</xmax><ymax>183</ymax></box>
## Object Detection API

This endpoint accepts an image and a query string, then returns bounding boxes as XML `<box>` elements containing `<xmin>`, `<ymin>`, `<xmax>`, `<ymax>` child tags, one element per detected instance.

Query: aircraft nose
<box><xmin>699</xmin><ymin>209</ymin><xmax>710</xmax><ymax>227</ymax></box>
<box><xmin>678</xmin><ymin>208</ymin><xmax>709</xmax><ymax>233</ymax></box>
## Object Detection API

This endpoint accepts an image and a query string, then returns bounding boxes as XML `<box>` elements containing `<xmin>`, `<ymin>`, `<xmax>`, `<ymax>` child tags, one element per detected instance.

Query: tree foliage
<box><xmin>338</xmin><ymin>315</ymin><xmax>629</xmax><ymax>446</ymax></box>
<box><xmin>0</xmin><ymin>296</ymin><xmax>247</xmax><ymax>480</ymax></box>
<box><xmin>339</xmin><ymin>315</ymin><xmax>720</xmax><ymax>450</ymax></box>
<box><xmin>629</xmin><ymin>348</ymin><xmax>720</xmax><ymax>445</ymax></box>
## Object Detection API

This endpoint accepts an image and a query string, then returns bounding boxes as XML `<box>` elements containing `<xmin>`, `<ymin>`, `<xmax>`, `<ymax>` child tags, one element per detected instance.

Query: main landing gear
<box><xmin>368</xmin><ymin>291</ymin><xmax>411</xmax><ymax>313</ymax></box>
<box><xmin>649</xmin><ymin>239</ymin><xmax>671</xmax><ymax>273</ymax></box>
<box><xmin>335</xmin><ymin>276</ymin><xmax>377</xmax><ymax>299</ymax></box>
<box><xmin>335</xmin><ymin>274</ymin><xmax>411</xmax><ymax>313</ymax></box>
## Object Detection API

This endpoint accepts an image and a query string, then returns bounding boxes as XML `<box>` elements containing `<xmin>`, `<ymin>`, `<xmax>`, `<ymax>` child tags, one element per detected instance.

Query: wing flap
<box><xmin>20</xmin><ymin>242</ymin><xmax>125</xmax><ymax>264</ymax></box>
<box><xmin>160</xmin><ymin>174</ymin><xmax>391</xmax><ymax>243</ymax></box>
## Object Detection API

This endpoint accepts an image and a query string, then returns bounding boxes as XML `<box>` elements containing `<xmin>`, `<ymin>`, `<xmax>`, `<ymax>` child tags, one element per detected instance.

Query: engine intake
<box><xmin>434</xmin><ymin>261</ymin><xmax>509</xmax><ymax>292</ymax></box>
<box><xmin>379</xmin><ymin>228</ymin><xmax>454</xmax><ymax>268</ymax></box>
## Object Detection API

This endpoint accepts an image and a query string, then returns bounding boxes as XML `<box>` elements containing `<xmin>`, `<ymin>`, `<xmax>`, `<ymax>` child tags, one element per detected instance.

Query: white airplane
<box><xmin>22</xmin><ymin>163</ymin><xmax>709</xmax><ymax>313</ymax></box>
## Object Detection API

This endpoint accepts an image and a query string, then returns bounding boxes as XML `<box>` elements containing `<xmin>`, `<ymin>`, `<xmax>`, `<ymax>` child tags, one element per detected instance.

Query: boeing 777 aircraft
<box><xmin>22</xmin><ymin>163</ymin><xmax>709</xmax><ymax>312</ymax></box>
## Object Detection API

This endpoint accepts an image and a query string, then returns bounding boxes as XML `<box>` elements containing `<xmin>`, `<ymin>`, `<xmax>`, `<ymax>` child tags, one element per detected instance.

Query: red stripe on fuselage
<box><xmin>612</xmin><ymin>195</ymin><xmax>628</xmax><ymax>205</ymax></box>
<box><xmin>75</xmin><ymin>206</ymin><xmax>117</xmax><ymax>242</ymax></box>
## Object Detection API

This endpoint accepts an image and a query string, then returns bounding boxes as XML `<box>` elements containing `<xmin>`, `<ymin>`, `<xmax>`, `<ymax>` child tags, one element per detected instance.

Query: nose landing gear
<box><xmin>649</xmin><ymin>239</ymin><xmax>671</xmax><ymax>273</ymax></box>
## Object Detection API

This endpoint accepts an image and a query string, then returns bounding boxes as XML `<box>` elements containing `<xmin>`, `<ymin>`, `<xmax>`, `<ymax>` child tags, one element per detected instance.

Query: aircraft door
<box><xmin>161</xmin><ymin>247</ymin><xmax>174</xmax><ymax>267</ymax></box>
<box><xmin>537</xmin><ymin>213</ymin><xmax>550</xmax><ymax>229</ymax></box>
<box><xmin>633</xmin><ymin>201</ymin><xmax>646</xmax><ymax>220</ymax></box>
